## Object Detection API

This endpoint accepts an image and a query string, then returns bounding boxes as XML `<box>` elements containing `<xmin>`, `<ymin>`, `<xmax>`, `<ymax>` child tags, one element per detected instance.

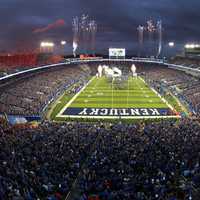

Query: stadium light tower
<box><xmin>40</xmin><ymin>42</ymin><xmax>54</xmax><ymax>53</ymax></box>
<box><xmin>60</xmin><ymin>41</ymin><xmax>66</xmax><ymax>55</ymax></box>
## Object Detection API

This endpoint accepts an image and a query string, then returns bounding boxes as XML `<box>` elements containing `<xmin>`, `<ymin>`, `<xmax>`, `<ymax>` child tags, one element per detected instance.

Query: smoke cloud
<box><xmin>33</xmin><ymin>19</ymin><xmax>65</xmax><ymax>34</ymax></box>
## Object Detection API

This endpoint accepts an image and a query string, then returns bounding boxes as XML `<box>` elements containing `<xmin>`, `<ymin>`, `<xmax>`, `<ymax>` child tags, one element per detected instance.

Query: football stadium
<box><xmin>1</xmin><ymin>1</ymin><xmax>200</xmax><ymax>200</ymax></box>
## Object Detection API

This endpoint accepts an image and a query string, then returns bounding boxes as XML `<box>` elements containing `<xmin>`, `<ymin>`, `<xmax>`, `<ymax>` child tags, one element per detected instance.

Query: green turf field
<box><xmin>52</xmin><ymin>76</ymin><xmax>180</xmax><ymax>120</ymax></box>
<box><xmin>70</xmin><ymin>76</ymin><xmax>167</xmax><ymax>108</ymax></box>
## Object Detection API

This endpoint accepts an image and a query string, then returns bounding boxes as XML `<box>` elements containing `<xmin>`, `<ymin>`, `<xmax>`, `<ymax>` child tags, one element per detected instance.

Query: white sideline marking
<box><xmin>56</xmin><ymin>77</ymin><xmax>95</xmax><ymax>118</ymax></box>
<box><xmin>58</xmin><ymin>115</ymin><xmax>181</xmax><ymax>120</ymax></box>
<box><xmin>139</xmin><ymin>77</ymin><xmax>177</xmax><ymax>113</ymax></box>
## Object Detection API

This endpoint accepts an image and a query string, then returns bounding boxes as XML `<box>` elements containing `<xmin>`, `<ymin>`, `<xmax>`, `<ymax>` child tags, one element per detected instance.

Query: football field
<box><xmin>56</xmin><ymin>76</ymin><xmax>180</xmax><ymax>120</ymax></box>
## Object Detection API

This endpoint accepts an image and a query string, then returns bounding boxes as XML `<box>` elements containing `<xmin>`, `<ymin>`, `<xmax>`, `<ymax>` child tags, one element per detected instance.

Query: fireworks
<box><xmin>137</xmin><ymin>25</ymin><xmax>144</xmax><ymax>57</ymax></box>
<box><xmin>89</xmin><ymin>20</ymin><xmax>97</xmax><ymax>56</ymax></box>
<box><xmin>72</xmin><ymin>14</ymin><xmax>97</xmax><ymax>57</ymax></box>
<box><xmin>137</xmin><ymin>19</ymin><xmax>163</xmax><ymax>57</ymax></box>
<box><xmin>72</xmin><ymin>17</ymin><xmax>79</xmax><ymax>57</ymax></box>
<box><xmin>156</xmin><ymin>20</ymin><xmax>162</xmax><ymax>57</ymax></box>
<box><xmin>73</xmin><ymin>42</ymin><xmax>78</xmax><ymax>57</ymax></box>
<box><xmin>147</xmin><ymin>20</ymin><xmax>156</xmax><ymax>33</ymax></box>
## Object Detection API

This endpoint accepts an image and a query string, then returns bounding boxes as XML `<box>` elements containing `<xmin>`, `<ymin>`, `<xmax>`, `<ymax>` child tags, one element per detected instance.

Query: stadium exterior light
<box><xmin>190</xmin><ymin>44</ymin><xmax>195</xmax><ymax>49</ymax></box>
<box><xmin>50</xmin><ymin>43</ymin><xmax>54</xmax><ymax>47</ymax></box>
<box><xmin>40</xmin><ymin>42</ymin><xmax>45</xmax><ymax>47</ymax></box>
<box><xmin>61</xmin><ymin>41</ymin><xmax>66</xmax><ymax>45</ymax></box>
<box><xmin>185</xmin><ymin>44</ymin><xmax>192</xmax><ymax>49</ymax></box>
<box><xmin>40</xmin><ymin>42</ymin><xmax>55</xmax><ymax>53</ymax></box>
<box><xmin>184</xmin><ymin>43</ymin><xmax>200</xmax><ymax>49</ymax></box>
<box><xmin>168</xmin><ymin>42</ymin><xmax>174</xmax><ymax>47</ymax></box>
<box><xmin>40</xmin><ymin>42</ymin><xmax>54</xmax><ymax>47</ymax></box>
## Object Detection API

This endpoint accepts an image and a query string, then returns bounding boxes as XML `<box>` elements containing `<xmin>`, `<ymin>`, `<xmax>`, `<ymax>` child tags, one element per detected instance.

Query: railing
<box><xmin>0</xmin><ymin>58</ymin><xmax>174</xmax><ymax>83</ymax></box>
<box><xmin>167</xmin><ymin>63</ymin><xmax>200</xmax><ymax>73</ymax></box>
<box><xmin>132</xmin><ymin>57</ymin><xmax>164</xmax><ymax>63</ymax></box>
<box><xmin>0</xmin><ymin>62</ymin><xmax>68</xmax><ymax>81</ymax></box>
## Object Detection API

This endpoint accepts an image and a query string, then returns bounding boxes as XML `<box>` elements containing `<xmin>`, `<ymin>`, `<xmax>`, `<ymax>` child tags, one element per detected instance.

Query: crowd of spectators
<box><xmin>0</xmin><ymin>65</ymin><xmax>90</xmax><ymax>116</ymax></box>
<box><xmin>0</xmin><ymin>53</ymin><xmax>65</xmax><ymax>78</ymax></box>
<box><xmin>143</xmin><ymin>65</ymin><xmax>200</xmax><ymax>114</ymax></box>
<box><xmin>1</xmin><ymin>119</ymin><xmax>200</xmax><ymax>199</ymax></box>
<box><xmin>0</xmin><ymin>120</ymin><xmax>100</xmax><ymax>199</ymax></box>
<box><xmin>0</xmin><ymin>66</ymin><xmax>31</xmax><ymax>78</ymax></box>
<box><xmin>169</xmin><ymin>56</ymin><xmax>200</xmax><ymax>69</ymax></box>
<box><xmin>77</xmin><ymin>119</ymin><xmax>200</xmax><ymax>200</ymax></box>
<box><xmin>1</xmin><ymin>60</ymin><xmax>200</xmax><ymax>200</ymax></box>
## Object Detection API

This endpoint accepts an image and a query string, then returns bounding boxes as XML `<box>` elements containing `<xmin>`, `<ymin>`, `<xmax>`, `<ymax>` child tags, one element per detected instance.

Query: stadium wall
<box><xmin>1</xmin><ymin>57</ymin><xmax>200</xmax><ymax>95</ymax></box>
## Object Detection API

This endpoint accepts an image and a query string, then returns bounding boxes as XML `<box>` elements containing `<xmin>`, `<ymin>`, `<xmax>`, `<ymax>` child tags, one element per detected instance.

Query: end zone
<box><xmin>58</xmin><ymin>107</ymin><xmax>180</xmax><ymax>119</ymax></box>
<box><xmin>56</xmin><ymin>76</ymin><xmax>181</xmax><ymax>120</ymax></box>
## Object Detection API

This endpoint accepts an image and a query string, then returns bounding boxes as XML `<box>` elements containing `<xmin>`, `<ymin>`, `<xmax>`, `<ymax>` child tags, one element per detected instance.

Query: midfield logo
<box><xmin>63</xmin><ymin>108</ymin><xmax>170</xmax><ymax>116</ymax></box>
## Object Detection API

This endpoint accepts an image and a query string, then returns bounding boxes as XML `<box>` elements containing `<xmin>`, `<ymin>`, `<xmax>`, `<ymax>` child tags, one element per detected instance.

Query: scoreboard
<box><xmin>109</xmin><ymin>48</ymin><xmax>126</xmax><ymax>59</ymax></box>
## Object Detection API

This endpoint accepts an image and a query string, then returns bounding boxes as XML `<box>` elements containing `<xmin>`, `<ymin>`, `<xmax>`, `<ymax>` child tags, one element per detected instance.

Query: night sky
<box><xmin>0</xmin><ymin>0</ymin><xmax>200</xmax><ymax>55</ymax></box>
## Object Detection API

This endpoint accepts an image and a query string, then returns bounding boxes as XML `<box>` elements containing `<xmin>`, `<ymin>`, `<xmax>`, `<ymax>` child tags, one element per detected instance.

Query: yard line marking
<box><xmin>56</xmin><ymin>76</ymin><xmax>95</xmax><ymax>118</ymax></box>
<box><xmin>139</xmin><ymin>77</ymin><xmax>178</xmax><ymax>114</ymax></box>
<box><xmin>57</xmin><ymin>76</ymin><xmax>181</xmax><ymax>120</ymax></box>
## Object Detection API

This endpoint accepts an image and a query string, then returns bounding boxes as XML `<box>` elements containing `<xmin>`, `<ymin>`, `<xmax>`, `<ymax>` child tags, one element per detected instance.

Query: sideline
<box><xmin>57</xmin><ymin>115</ymin><xmax>181</xmax><ymax>120</ymax></box>
<box><xmin>46</xmin><ymin>92</ymin><xmax>66</xmax><ymax>120</ymax></box>
<box><xmin>56</xmin><ymin>76</ymin><xmax>96</xmax><ymax>118</ymax></box>
<box><xmin>138</xmin><ymin>77</ymin><xmax>178</xmax><ymax>113</ymax></box>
